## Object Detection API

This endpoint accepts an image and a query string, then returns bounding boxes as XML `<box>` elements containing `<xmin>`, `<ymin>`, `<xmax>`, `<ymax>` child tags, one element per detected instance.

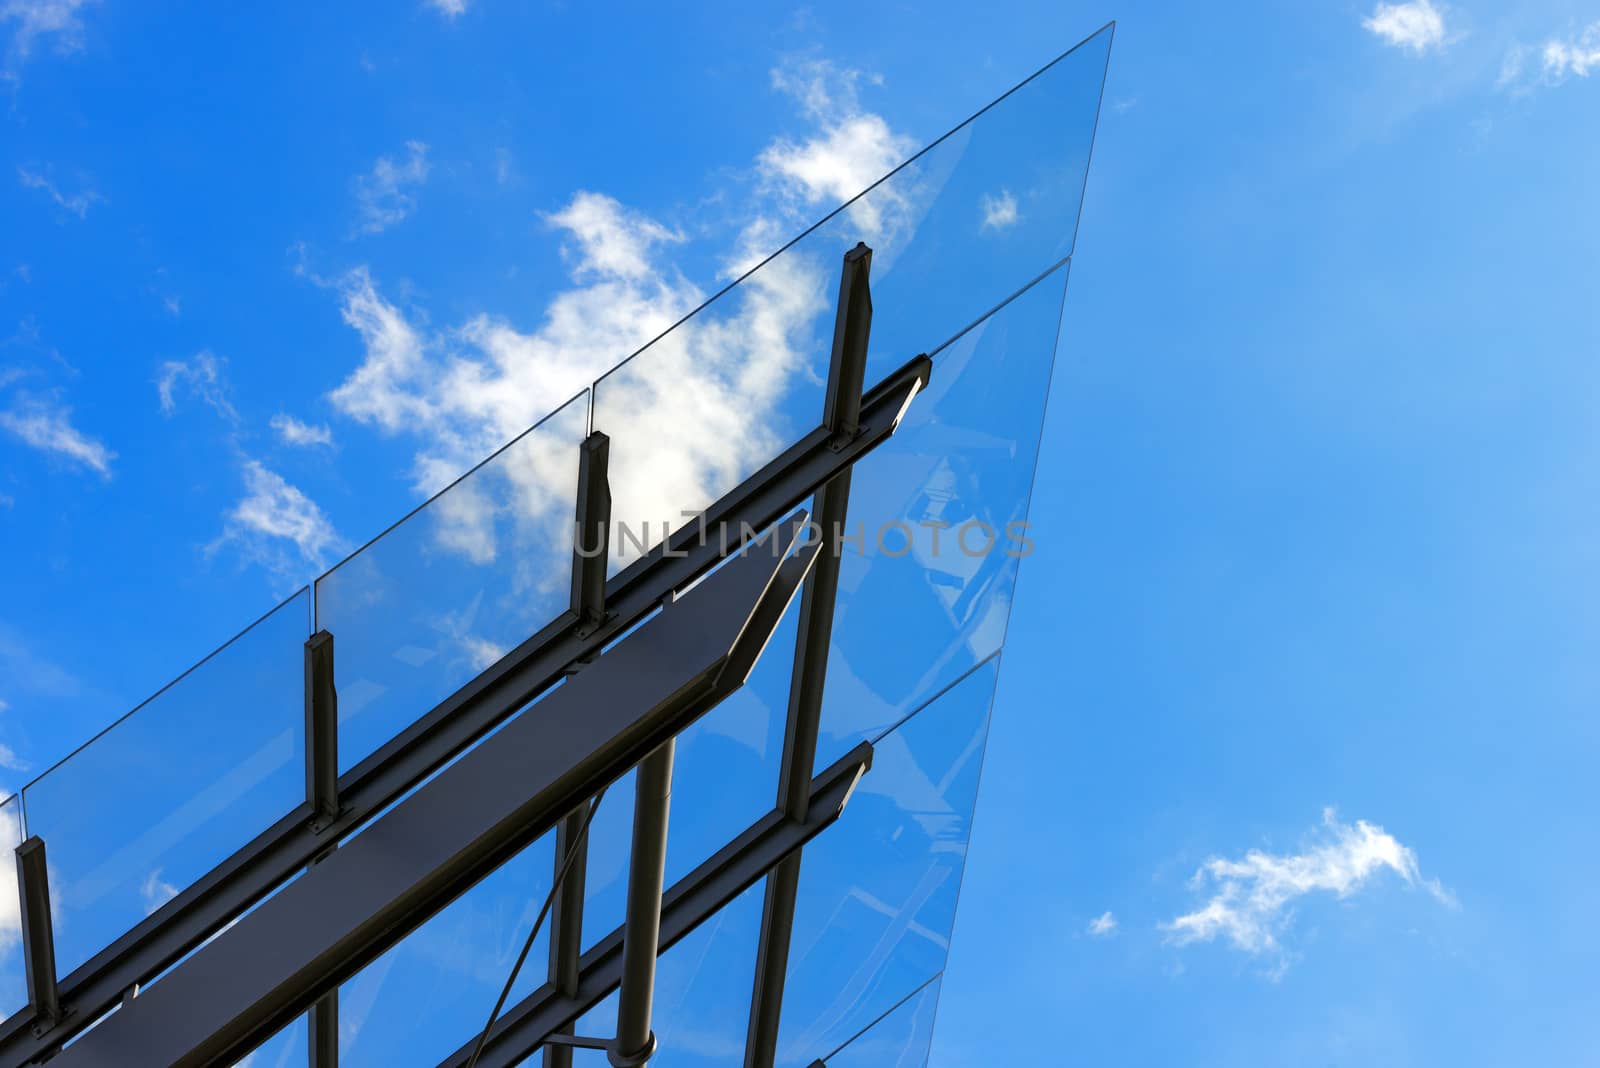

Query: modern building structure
<box><xmin>0</xmin><ymin>24</ymin><xmax>1112</xmax><ymax>1067</ymax></box>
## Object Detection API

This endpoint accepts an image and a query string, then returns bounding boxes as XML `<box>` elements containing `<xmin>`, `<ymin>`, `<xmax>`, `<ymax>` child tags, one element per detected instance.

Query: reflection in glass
<box><xmin>315</xmin><ymin>390</ymin><xmax>588</xmax><ymax>774</ymax></box>
<box><xmin>0</xmin><ymin>793</ymin><xmax>25</xmax><ymax>1019</ymax></box>
<box><xmin>776</xmin><ymin>657</ymin><xmax>999</xmax><ymax>1065</ymax></box>
<box><xmin>20</xmin><ymin>590</ymin><xmax>310</xmax><ymax>977</ymax></box>
<box><xmin>815</xmin><ymin>264</ymin><xmax>1067</xmax><ymax>772</ymax></box>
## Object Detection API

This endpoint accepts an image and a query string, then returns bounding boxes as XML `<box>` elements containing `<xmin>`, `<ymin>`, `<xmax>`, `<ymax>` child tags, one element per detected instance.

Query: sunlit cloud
<box><xmin>1363</xmin><ymin>0</ymin><xmax>1447</xmax><ymax>54</ymax></box>
<box><xmin>981</xmin><ymin>189</ymin><xmax>1019</xmax><ymax>231</ymax></box>
<box><xmin>354</xmin><ymin>141</ymin><xmax>430</xmax><ymax>235</ymax></box>
<box><xmin>0</xmin><ymin>392</ymin><xmax>115</xmax><ymax>477</ymax></box>
<box><xmin>270</xmin><ymin>413</ymin><xmax>334</xmax><ymax>448</ymax></box>
<box><xmin>156</xmin><ymin>351</ymin><xmax>239</xmax><ymax>422</ymax></box>
<box><xmin>2</xmin><ymin>0</ymin><xmax>96</xmax><ymax>79</ymax></box>
<box><xmin>1163</xmin><ymin>808</ymin><xmax>1452</xmax><ymax>972</ymax></box>
<box><xmin>1541</xmin><ymin>22</ymin><xmax>1600</xmax><ymax>82</ymax></box>
<box><xmin>210</xmin><ymin>460</ymin><xmax>345</xmax><ymax>584</ymax></box>
<box><xmin>1087</xmin><ymin>911</ymin><xmax>1117</xmax><ymax>937</ymax></box>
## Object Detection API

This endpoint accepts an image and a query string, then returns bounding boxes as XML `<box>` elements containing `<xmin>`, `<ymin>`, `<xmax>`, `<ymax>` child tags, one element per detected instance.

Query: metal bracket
<box><xmin>304</xmin><ymin>630</ymin><xmax>339</xmax><ymax>833</ymax></box>
<box><xmin>16</xmin><ymin>837</ymin><xmax>65</xmax><ymax>1038</ymax></box>
<box><xmin>570</xmin><ymin>431</ymin><xmax>612</xmax><ymax>638</ymax></box>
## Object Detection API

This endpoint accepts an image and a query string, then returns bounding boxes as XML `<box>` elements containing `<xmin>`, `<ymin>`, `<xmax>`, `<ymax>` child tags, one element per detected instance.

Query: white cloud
<box><xmin>1163</xmin><ymin>809</ymin><xmax>1451</xmax><ymax>968</ymax></box>
<box><xmin>156</xmin><ymin>351</ymin><xmax>238</xmax><ymax>422</ymax></box>
<box><xmin>1542</xmin><ymin>22</ymin><xmax>1600</xmax><ymax>82</ymax></box>
<box><xmin>16</xmin><ymin>165</ymin><xmax>102</xmax><ymax>219</ymax></box>
<box><xmin>323</xmin><ymin>57</ymin><xmax>928</xmax><ymax>574</ymax></box>
<box><xmin>141</xmin><ymin>869</ymin><xmax>179</xmax><ymax>915</ymax></box>
<box><xmin>759</xmin><ymin>58</ymin><xmax>918</xmax><ymax>243</ymax></box>
<box><xmin>426</xmin><ymin>0</ymin><xmax>465</xmax><ymax>17</ymax></box>
<box><xmin>270</xmin><ymin>413</ymin><xmax>334</xmax><ymax>448</ymax></box>
<box><xmin>1</xmin><ymin>0</ymin><xmax>94</xmax><ymax>77</ymax></box>
<box><xmin>1087</xmin><ymin>911</ymin><xmax>1117</xmax><ymax>937</ymax></box>
<box><xmin>354</xmin><ymin>141</ymin><xmax>430</xmax><ymax>235</ymax></box>
<box><xmin>212</xmin><ymin>460</ymin><xmax>344</xmax><ymax>582</ymax></box>
<box><xmin>0</xmin><ymin>393</ymin><xmax>114</xmax><ymax>477</ymax></box>
<box><xmin>980</xmin><ymin>189</ymin><xmax>1019</xmax><ymax>231</ymax></box>
<box><xmin>1363</xmin><ymin>0</ymin><xmax>1446</xmax><ymax>54</ymax></box>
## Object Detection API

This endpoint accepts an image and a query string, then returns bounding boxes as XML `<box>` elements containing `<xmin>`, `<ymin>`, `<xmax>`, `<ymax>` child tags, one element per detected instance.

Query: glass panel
<box><xmin>775</xmin><ymin>657</ymin><xmax>998</xmax><ymax>1067</ymax></box>
<box><xmin>20</xmin><ymin>590</ymin><xmax>310</xmax><ymax>977</ymax></box>
<box><xmin>336</xmin><ymin>832</ymin><xmax>555</xmax><ymax>1067</ymax></box>
<box><xmin>569</xmin><ymin>882</ymin><xmax>764</xmax><ymax>1067</ymax></box>
<box><xmin>821</xmin><ymin>976</ymin><xmax>941</xmax><ymax>1068</ymax></box>
<box><xmin>816</xmin><ymin>264</ymin><xmax>1067</xmax><ymax>771</ymax></box>
<box><xmin>592</xmin><ymin>27</ymin><xmax>1110</xmax><ymax>569</ymax></box>
<box><xmin>315</xmin><ymin>390</ymin><xmax>589</xmax><ymax>774</ymax></box>
<box><xmin>0</xmin><ymin>793</ymin><xmax>25</xmax><ymax>1019</ymax></box>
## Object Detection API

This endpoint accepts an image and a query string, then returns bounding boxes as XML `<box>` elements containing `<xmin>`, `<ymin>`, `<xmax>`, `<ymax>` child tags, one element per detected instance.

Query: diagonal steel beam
<box><xmin>52</xmin><ymin>518</ymin><xmax>820</xmax><ymax>1068</ymax></box>
<box><xmin>436</xmin><ymin>743</ymin><xmax>872</xmax><ymax>1068</ymax></box>
<box><xmin>0</xmin><ymin>354</ymin><xmax>928</xmax><ymax>1068</ymax></box>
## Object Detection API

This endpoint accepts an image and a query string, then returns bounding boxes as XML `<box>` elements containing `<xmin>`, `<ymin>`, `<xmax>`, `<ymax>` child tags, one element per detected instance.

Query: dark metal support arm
<box><xmin>52</xmin><ymin>518</ymin><xmax>820</xmax><ymax>1068</ymax></box>
<box><xmin>608</xmin><ymin>741</ymin><xmax>674</xmax><ymax>1067</ymax></box>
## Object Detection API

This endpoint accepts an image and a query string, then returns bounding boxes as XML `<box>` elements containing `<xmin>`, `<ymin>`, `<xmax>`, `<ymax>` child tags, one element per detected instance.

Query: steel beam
<box><xmin>435</xmin><ymin>743</ymin><xmax>872</xmax><ymax>1068</ymax></box>
<box><xmin>745</xmin><ymin>241</ymin><xmax>873</xmax><ymax>1068</ymax></box>
<box><xmin>570</xmin><ymin>431</ymin><xmax>611</xmax><ymax>637</ymax></box>
<box><xmin>305</xmin><ymin>630</ymin><xmax>339</xmax><ymax>832</ymax></box>
<box><xmin>542</xmin><ymin>804</ymin><xmax>590</xmax><ymax>1068</ymax></box>
<box><xmin>52</xmin><ymin>517</ymin><xmax>820</xmax><ymax>1068</ymax></box>
<box><xmin>0</xmin><ymin>353</ymin><xmax>929</xmax><ymax>1068</ymax></box>
<box><xmin>608</xmin><ymin>740</ymin><xmax>674</xmax><ymax>1067</ymax></box>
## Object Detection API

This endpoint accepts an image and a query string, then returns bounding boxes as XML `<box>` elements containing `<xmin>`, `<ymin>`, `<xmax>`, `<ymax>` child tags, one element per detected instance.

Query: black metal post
<box><xmin>543</xmin><ymin>806</ymin><xmax>590</xmax><ymax>1068</ymax></box>
<box><xmin>305</xmin><ymin>630</ymin><xmax>338</xmax><ymax>832</ymax></box>
<box><xmin>823</xmin><ymin>243</ymin><xmax>872</xmax><ymax>447</ymax></box>
<box><xmin>571</xmin><ymin>432</ymin><xmax>612</xmax><ymax>638</ymax></box>
<box><xmin>15</xmin><ymin>836</ymin><xmax>62</xmax><ymax>1035</ymax></box>
<box><xmin>608</xmin><ymin>740</ymin><xmax>674</xmax><ymax>1067</ymax></box>
<box><xmin>744</xmin><ymin>243</ymin><xmax>872</xmax><ymax>1068</ymax></box>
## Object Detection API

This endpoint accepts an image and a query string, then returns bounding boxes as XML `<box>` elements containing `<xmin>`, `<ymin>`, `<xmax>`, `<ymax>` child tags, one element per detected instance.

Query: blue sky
<box><xmin>2</xmin><ymin>1</ymin><xmax>1599</xmax><ymax>1064</ymax></box>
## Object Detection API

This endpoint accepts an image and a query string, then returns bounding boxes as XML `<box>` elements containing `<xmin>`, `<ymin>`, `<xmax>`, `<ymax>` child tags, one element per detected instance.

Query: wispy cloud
<box><xmin>759</xmin><ymin>58</ymin><xmax>917</xmax><ymax>243</ymax></box>
<box><xmin>1363</xmin><ymin>0</ymin><xmax>1447</xmax><ymax>54</ymax></box>
<box><xmin>354</xmin><ymin>141</ymin><xmax>430</xmax><ymax>235</ymax></box>
<box><xmin>211</xmin><ymin>460</ymin><xmax>344</xmax><ymax>584</ymax></box>
<box><xmin>426</xmin><ymin>0</ymin><xmax>466</xmax><ymax>17</ymax></box>
<box><xmin>17</xmin><ymin>165</ymin><xmax>103</xmax><ymax>219</ymax></box>
<box><xmin>156</xmin><ymin>351</ymin><xmax>238</xmax><ymax>422</ymax></box>
<box><xmin>0</xmin><ymin>392</ymin><xmax>114</xmax><ymax>477</ymax></box>
<box><xmin>980</xmin><ymin>189</ymin><xmax>1019</xmax><ymax>231</ymax></box>
<box><xmin>1163</xmin><ymin>809</ymin><xmax>1452</xmax><ymax>973</ymax></box>
<box><xmin>140</xmin><ymin>869</ymin><xmax>179</xmax><ymax>915</ymax></box>
<box><xmin>1540</xmin><ymin>22</ymin><xmax>1600</xmax><ymax>82</ymax></box>
<box><xmin>1087</xmin><ymin>911</ymin><xmax>1118</xmax><ymax>937</ymax></box>
<box><xmin>270</xmin><ymin>413</ymin><xmax>334</xmax><ymax>448</ymax></box>
<box><xmin>1</xmin><ymin>0</ymin><xmax>95</xmax><ymax>79</ymax></box>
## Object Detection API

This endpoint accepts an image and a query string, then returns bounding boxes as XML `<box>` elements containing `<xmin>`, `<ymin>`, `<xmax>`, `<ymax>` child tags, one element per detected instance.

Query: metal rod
<box><xmin>304</xmin><ymin>630</ymin><xmax>338</xmax><ymax>831</ymax></box>
<box><xmin>15</xmin><ymin>836</ymin><xmax>61</xmax><ymax>1034</ymax></box>
<box><xmin>542</xmin><ymin>805</ymin><xmax>590</xmax><ymax>1068</ymax></box>
<box><xmin>308</xmin><ymin>993</ymin><xmax>337</xmax><ymax>1067</ymax></box>
<box><xmin>570</xmin><ymin>432</ymin><xmax>612</xmax><ymax>637</ymax></box>
<box><xmin>609</xmin><ymin>740</ymin><xmax>674</xmax><ymax>1067</ymax></box>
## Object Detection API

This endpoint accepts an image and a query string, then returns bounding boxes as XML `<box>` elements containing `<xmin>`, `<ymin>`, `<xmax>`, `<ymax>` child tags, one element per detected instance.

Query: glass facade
<box><xmin>0</xmin><ymin>23</ymin><xmax>1111</xmax><ymax>1068</ymax></box>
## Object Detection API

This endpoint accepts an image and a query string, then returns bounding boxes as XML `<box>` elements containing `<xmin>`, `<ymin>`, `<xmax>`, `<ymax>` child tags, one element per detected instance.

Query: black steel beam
<box><xmin>51</xmin><ymin>518</ymin><xmax>820</xmax><ymax>1068</ymax></box>
<box><xmin>436</xmin><ymin>743</ymin><xmax>873</xmax><ymax>1068</ymax></box>
<box><xmin>15</xmin><ymin>837</ymin><xmax>62</xmax><ymax>1036</ymax></box>
<box><xmin>0</xmin><ymin>353</ymin><xmax>929</xmax><ymax>1068</ymax></box>
<box><xmin>608</xmin><ymin>740</ymin><xmax>674</xmax><ymax>1066</ymax></box>
<box><xmin>745</xmin><ymin>241</ymin><xmax>872</xmax><ymax>1068</ymax></box>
